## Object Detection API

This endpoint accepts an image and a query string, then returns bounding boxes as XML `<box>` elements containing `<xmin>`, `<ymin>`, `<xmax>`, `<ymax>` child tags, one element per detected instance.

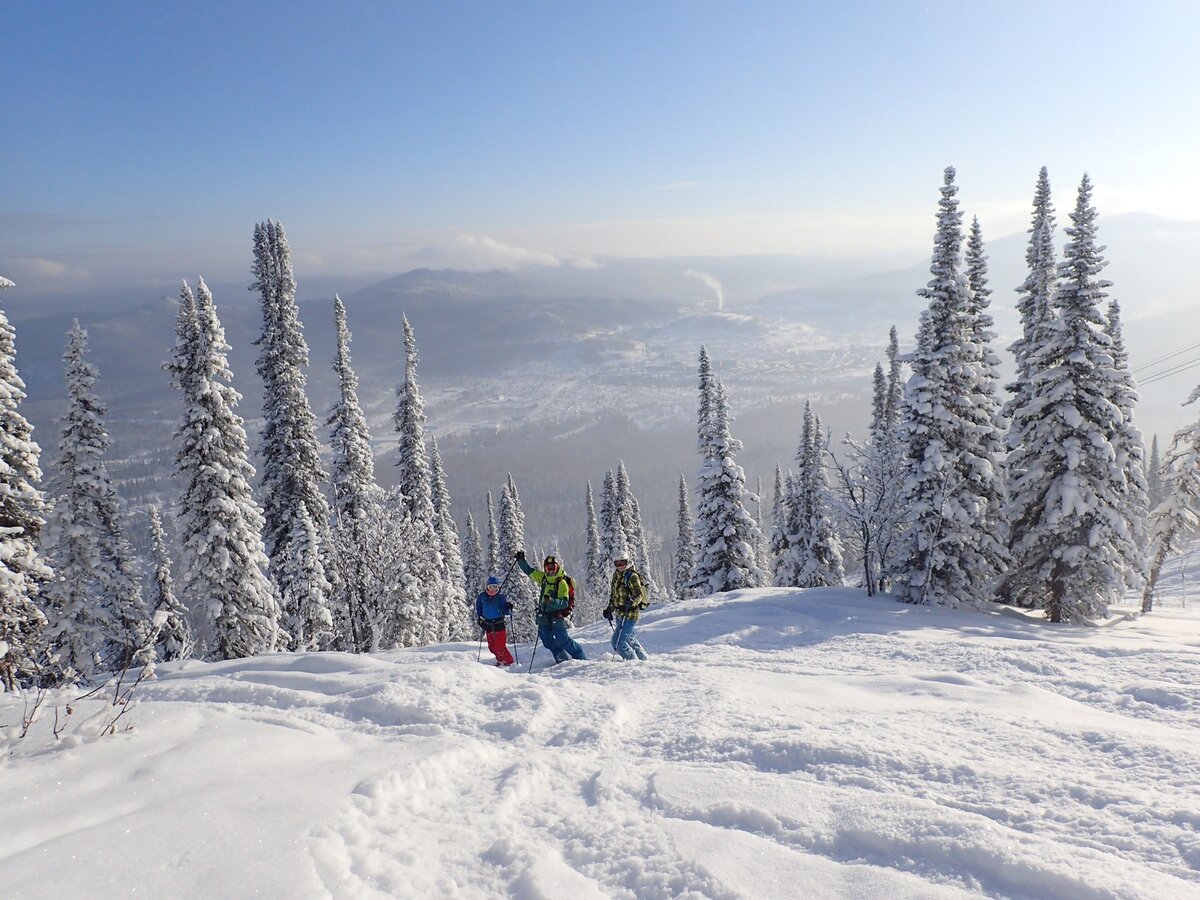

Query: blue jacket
<box><xmin>475</xmin><ymin>591</ymin><xmax>511</xmax><ymax>621</ymax></box>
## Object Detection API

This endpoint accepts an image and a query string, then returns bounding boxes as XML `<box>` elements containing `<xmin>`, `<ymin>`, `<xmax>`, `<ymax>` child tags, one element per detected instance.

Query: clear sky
<box><xmin>3</xmin><ymin>0</ymin><xmax>1199</xmax><ymax>293</ymax></box>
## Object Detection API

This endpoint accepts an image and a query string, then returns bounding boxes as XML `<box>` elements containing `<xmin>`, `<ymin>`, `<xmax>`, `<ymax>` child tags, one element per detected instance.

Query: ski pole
<box><xmin>509</xmin><ymin>610</ymin><xmax>520</xmax><ymax>665</ymax></box>
<box><xmin>527</xmin><ymin>611</ymin><xmax>539</xmax><ymax>673</ymax></box>
<box><xmin>477</xmin><ymin>628</ymin><xmax>484</xmax><ymax>662</ymax></box>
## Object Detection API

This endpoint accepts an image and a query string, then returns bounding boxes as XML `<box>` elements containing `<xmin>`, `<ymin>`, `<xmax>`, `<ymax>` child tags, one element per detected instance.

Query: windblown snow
<box><xmin>3</xmin><ymin>587</ymin><xmax>1199</xmax><ymax>899</ymax></box>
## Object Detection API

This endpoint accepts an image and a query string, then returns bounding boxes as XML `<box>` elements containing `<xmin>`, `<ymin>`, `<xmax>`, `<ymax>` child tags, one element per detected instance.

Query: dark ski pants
<box><xmin>538</xmin><ymin>618</ymin><xmax>586</xmax><ymax>663</ymax></box>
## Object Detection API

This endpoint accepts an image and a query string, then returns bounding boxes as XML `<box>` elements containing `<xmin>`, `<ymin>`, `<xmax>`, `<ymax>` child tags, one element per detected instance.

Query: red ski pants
<box><xmin>486</xmin><ymin>628</ymin><xmax>514</xmax><ymax>666</ymax></box>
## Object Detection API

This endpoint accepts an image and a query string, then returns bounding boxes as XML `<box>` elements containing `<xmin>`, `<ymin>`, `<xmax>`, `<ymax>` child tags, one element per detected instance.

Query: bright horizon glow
<box><xmin>3</xmin><ymin>1</ymin><xmax>1200</xmax><ymax>295</ymax></box>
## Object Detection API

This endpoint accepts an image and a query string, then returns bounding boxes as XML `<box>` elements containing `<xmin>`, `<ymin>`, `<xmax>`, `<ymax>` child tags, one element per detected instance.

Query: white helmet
<box><xmin>612</xmin><ymin>553</ymin><xmax>630</xmax><ymax>565</ymax></box>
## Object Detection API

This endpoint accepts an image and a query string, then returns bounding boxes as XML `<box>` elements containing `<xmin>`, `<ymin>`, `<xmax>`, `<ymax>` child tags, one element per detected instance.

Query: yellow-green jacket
<box><xmin>517</xmin><ymin>557</ymin><xmax>572</xmax><ymax>620</ymax></box>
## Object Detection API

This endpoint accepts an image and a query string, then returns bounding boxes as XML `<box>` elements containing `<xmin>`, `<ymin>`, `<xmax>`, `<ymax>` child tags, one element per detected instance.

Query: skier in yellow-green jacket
<box><xmin>515</xmin><ymin>551</ymin><xmax>587</xmax><ymax>663</ymax></box>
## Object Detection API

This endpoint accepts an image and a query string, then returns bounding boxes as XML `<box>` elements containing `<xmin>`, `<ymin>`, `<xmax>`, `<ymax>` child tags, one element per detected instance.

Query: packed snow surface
<box><xmin>3</xmin><ymin>587</ymin><xmax>1200</xmax><ymax>899</ymax></box>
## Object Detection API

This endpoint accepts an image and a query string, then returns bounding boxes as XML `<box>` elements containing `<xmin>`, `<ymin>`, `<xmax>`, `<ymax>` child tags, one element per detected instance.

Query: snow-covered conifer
<box><xmin>1004</xmin><ymin>175</ymin><xmax>1142</xmax><ymax>621</ymax></box>
<box><xmin>1147</xmin><ymin>434</ymin><xmax>1164</xmax><ymax>509</ymax></box>
<box><xmin>599</xmin><ymin>469</ymin><xmax>628</xmax><ymax>564</ymax></box>
<box><xmin>1002</xmin><ymin>169</ymin><xmax>1059</xmax><ymax>603</ymax></box>
<box><xmin>0</xmin><ymin>280</ymin><xmax>52</xmax><ymax>691</ymax></box>
<box><xmin>251</xmin><ymin>222</ymin><xmax>332</xmax><ymax>626</ymax></box>
<box><xmin>485</xmin><ymin>491</ymin><xmax>499</xmax><ymax>576</ymax></box>
<box><xmin>170</xmin><ymin>280</ymin><xmax>281</xmax><ymax>658</ymax></box>
<box><xmin>326</xmin><ymin>294</ymin><xmax>380</xmax><ymax>651</ymax></box>
<box><xmin>673</xmin><ymin>474</ymin><xmax>695</xmax><ymax>602</ymax></box>
<box><xmin>462</xmin><ymin>511</ymin><xmax>485</xmax><ymax>596</ymax></box>
<box><xmin>392</xmin><ymin>316</ymin><xmax>445</xmax><ymax>643</ymax></box>
<box><xmin>41</xmin><ymin>322</ymin><xmax>151</xmax><ymax>679</ymax></box>
<box><xmin>430</xmin><ymin>437</ymin><xmax>468</xmax><ymax>640</ymax></box>
<box><xmin>499</xmin><ymin>474</ymin><xmax>536</xmax><ymax>641</ymax></box>
<box><xmin>690</xmin><ymin>375</ymin><xmax>764</xmax><ymax>594</ymax></box>
<box><xmin>1103</xmin><ymin>299</ymin><xmax>1150</xmax><ymax>581</ymax></box>
<box><xmin>777</xmin><ymin>402</ymin><xmax>844</xmax><ymax>588</ymax></box>
<box><xmin>584</xmin><ymin>481</ymin><xmax>607</xmax><ymax>619</ymax></box>
<box><xmin>146</xmin><ymin>505</ymin><xmax>190</xmax><ymax>662</ymax></box>
<box><xmin>768</xmin><ymin>464</ymin><xmax>789</xmax><ymax>585</ymax></box>
<box><xmin>890</xmin><ymin>168</ymin><xmax>1008</xmax><ymax>607</ymax></box>
<box><xmin>616</xmin><ymin>460</ymin><xmax>661</xmax><ymax>600</ymax></box>
<box><xmin>281</xmin><ymin>501</ymin><xmax>334</xmax><ymax>651</ymax></box>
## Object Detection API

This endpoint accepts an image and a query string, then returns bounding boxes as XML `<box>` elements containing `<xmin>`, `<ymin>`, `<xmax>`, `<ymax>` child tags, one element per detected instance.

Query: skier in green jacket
<box><xmin>516</xmin><ymin>551</ymin><xmax>587</xmax><ymax>663</ymax></box>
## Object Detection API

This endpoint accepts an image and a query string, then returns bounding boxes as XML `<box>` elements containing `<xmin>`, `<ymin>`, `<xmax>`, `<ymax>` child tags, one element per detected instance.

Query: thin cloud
<box><xmin>653</xmin><ymin>181</ymin><xmax>701</xmax><ymax>191</ymax></box>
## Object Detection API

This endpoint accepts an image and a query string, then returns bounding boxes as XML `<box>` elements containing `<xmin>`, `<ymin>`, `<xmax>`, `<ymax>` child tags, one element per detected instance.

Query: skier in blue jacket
<box><xmin>475</xmin><ymin>576</ymin><xmax>514</xmax><ymax>666</ymax></box>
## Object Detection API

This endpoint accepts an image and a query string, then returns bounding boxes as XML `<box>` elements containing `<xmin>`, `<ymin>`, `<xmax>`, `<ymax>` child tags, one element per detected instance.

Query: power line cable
<box><xmin>1133</xmin><ymin>340</ymin><xmax>1200</xmax><ymax>374</ymax></box>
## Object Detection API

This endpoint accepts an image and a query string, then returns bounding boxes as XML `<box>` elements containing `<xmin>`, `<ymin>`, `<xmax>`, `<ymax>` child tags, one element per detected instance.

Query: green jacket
<box><xmin>517</xmin><ymin>557</ymin><xmax>572</xmax><ymax>619</ymax></box>
<box><xmin>607</xmin><ymin>567</ymin><xmax>648</xmax><ymax>621</ymax></box>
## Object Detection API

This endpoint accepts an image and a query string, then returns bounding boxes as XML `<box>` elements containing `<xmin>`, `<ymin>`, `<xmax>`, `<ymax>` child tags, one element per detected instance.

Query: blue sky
<box><xmin>3</xmin><ymin>0</ymin><xmax>1199</xmax><ymax>292</ymax></box>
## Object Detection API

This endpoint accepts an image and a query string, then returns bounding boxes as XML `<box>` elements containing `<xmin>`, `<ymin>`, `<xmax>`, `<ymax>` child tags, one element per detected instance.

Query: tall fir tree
<box><xmin>673</xmin><ymin>474</ymin><xmax>696</xmax><ymax>602</ymax></box>
<box><xmin>1103</xmin><ymin>298</ymin><xmax>1150</xmax><ymax>586</ymax></box>
<box><xmin>326</xmin><ymin>294</ymin><xmax>380</xmax><ymax>651</ymax></box>
<box><xmin>1004</xmin><ymin>175</ymin><xmax>1143</xmax><ymax>621</ymax></box>
<box><xmin>146</xmin><ymin>505</ymin><xmax>191</xmax><ymax>662</ymax></box>
<box><xmin>769</xmin><ymin>464</ymin><xmax>790</xmax><ymax>586</ymax></box>
<box><xmin>615</xmin><ymin>460</ymin><xmax>661</xmax><ymax>600</ymax></box>
<box><xmin>462</xmin><ymin>511</ymin><xmax>485</xmax><ymax>597</ymax></box>
<box><xmin>430</xmin><ymin>437</ymin><xmax>469</xmax><ymax>640</ymax></box>
<box><xmin>485</xmin><ymin>491</ymin><xmax>499</xmax><ymax>577</ymax></box>
<box><xmin>599</xmin><ymin>468</ymin><xmax>628</xmax><ymax>564</ymax></box>
<box><xmin>499</xmin><ymin>474</ymin><xmax>536</xmax><ymax>642</ymax></box>
<box><xmin>169</xmin><ymin>279</ymin><xmax>281</xmax><ymax>658</ymax></box>
<box><xmin>281</xmin><ymin>501</ymin><xmax>334</xmax><ymax>651</ymax></box>
<box><xmin>890</xmin><ymin>168</ymin><xmax>1008</xmax><ymax>607</ymax></box>
<box><xmin>777</xmin><ymin>402</ymin><xmax>844</xmax><ymax>587</ymax></box>
<box><xmin>1147</xmin><ymin>434</ymin><xmax>1164</xmax><ymax>509</ymax></box>
<box><xmin>0</xmin><ymin>279</ymin><xmax>52</xmax><ymax>691</ymax></box>
<box><xmin>1003</xmin><ymin>168</ymin><xmax>1059</xmax><ymax>603</ymax></box>
<box><xmin>584</xmin><ymin>481</ymin><xmax>607</xmax><ymax>620</ymax></box>
<box><xmin>392</xmin><ymin>315</ymin><xmax>446</xmax><ymax>644</ymax></box>
<box><xmin>690</xmin><ymin>375</ymin><xmax>764</xmax><ymax>594</ymax></box>
<box><xmin>41</xmin><ymin>322</ymin><xmax>151</xmax><ymax>680</ymax></box>
<box><xmin>251</xmin><ymin>221</ymin><xmax>333</xmax><ymax>645</ymax></box>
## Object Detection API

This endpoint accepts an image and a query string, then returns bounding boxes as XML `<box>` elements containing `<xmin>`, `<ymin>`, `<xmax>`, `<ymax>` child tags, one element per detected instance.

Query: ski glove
<box><xmin>602</xmin><ymin>608</ymin><xmax>613</xmax><ymax>623</ymax></box>
<box><xmin>515</xmin><ymin>550</ymin><xmax>525</xmax><ymax>561</ymax></box>
<box><xmin>477</xmin><ymin>616</ymin><xmax>486</xmax><ymax>628</ymax></box>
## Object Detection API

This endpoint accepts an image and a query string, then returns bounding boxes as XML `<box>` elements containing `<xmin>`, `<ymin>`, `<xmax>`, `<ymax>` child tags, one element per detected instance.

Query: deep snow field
<box><xmin>3</xmin><ymin>587</ymin><xmax>1199</xmax><ymax>900</ymax></box>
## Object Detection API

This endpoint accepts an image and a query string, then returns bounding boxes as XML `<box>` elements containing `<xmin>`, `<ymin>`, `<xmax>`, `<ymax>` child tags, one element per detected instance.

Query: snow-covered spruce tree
<box><xmin>326</xmin><ymin>294</ymin><xmax>380</xmax><ymax>652</ymax></box>
<box><xmin>485</xmin><ymin>490</ymin><xmax>499</xmax><ymax>576</ymax></box>
<box><xmin>392</xmin><ymin>316</ymin><xmax>446</xmax><ymax>645</ymax></box>
<box><xmin>777</xmin><ymin>402</ymin><xmax>843</xmax><ymax>588</ymax></box>
<box><xmin>583</xmin><ymin>481</ymin><xmax>607</xmax><ymax>621</ymax></box>
<box><xmin>462</xmin><ymin>511</ymin><xmax>485</xmax><ymax>597</ymax></box>
<box><xmin>146</xmin><ymin>505</ymin><xmax>191</xmax><ymax>662</ymax></box>
<box><xmin>1004</xmin><ymin>175</ymin><xmax>1143</xmax><ymax>622</ymax></box>
<box><xmin>690</xmin><ymin>376</ymin><xmax>764</xmax><ymax>594</ymax></box>
<box><xmin>769</xmin><ymin>464</ymin><xmax>790</xmax><ymax>586</ymax></box>
<box><xmin>281</xmin><ymin>501</ymin><xmax>333</xmax><ymax>651</ymax></box>
<box><xmin>753</xmin><ymin>476</ymin><xmax>769</xmax><ymax>581</ymax></box>
<box><xmin>40</xmin><ymin>322</ymin><xmax>151</xmax><ymax>680</ymax></box>
<box><xmin>673</xmin><ymin>474</ymin><xmax>696</xmax><ymax>602</ymax></box>
<box><xmin>616</xmin><ymin>460</ymin><xmax>662</xmax><ymax>600</ymax></box>
<box><xmin>1143</xmin><ymin>391</ymin><xmax>1200</xmax><ymax>612</ymax></box>
<box><xmin>0</xmin><ymin>278</ymin><xmax>52</xmax><ymax>691</ymax></box>
<box><xmin>890</xmin><ymin>167</ymin><xmax>1008</xmax><ymax>608</ymax></box>
<box><xmin>599</xmin><ymin>468</ymin><xmax>623</xmax><ymax>564</ymax></box>
<box><xmin>1002</xmin><ymin>168</ymin><xmax>1059</xmax><ymax>604</ymax></box>
<box><xmin>1103</xmin><ymin>298</ymin><xmax>1150</xmax><ymax>584</ymax></box>
<box><xmin>1147</xmin><ymin>434</ymin><xmax>1164</xmax><ymax>509</ymax></box>
<box><xmin>169</xmin><ymin>279</ymin><xmax>281</xmax><ymax>658</ymax></box>
<box><xmin>430</xmin><ymin>437</ymin><xmax>469</xmax><ymax>640</ymax></box>
<box><xmin>251</xmin><ymin>221</ymin><xmax>333</xmax><ymax>649</ymax></box>
<box><xmin>499</xmin><ymin>474</ymin><xmax>536</xmax><ymax>642</ymax></box>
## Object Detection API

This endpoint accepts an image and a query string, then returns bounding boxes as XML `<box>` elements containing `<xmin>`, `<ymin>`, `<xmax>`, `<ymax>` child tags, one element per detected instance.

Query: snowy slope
<box><xmin>3</xmin><ymin>588</ymin><xmax>1199</xmax><ymax>899</ymax></box>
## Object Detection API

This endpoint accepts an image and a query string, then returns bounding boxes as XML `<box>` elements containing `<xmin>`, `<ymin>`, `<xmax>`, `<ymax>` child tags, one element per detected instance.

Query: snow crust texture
<box><xmin>3</xmin><ymin>588</ymin><xmax>1199</xmax><ymax>899</ymax></box>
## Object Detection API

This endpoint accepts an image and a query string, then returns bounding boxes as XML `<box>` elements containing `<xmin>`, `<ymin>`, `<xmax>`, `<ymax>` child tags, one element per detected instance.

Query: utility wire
<box><xmin>1133</xmin><ymin>340</ymin><xmax>1200</xmax><ymax>374</ymax></box>
<box><xmin>1139</xmin><ymin>356</ymin><xmax>1200</xmax><ymax>388</ymax></box>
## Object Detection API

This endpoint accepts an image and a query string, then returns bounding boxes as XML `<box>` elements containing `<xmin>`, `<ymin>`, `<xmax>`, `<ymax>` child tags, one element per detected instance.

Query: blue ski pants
<box><xmin>611</xmin><ymin>616</ymin><xmax>647</xmax><ymax>660</ymax></box>
<box><xmin>538</xmin><ymin>618</ymin><xmax>586</xmax><ymax>662</ymax></box>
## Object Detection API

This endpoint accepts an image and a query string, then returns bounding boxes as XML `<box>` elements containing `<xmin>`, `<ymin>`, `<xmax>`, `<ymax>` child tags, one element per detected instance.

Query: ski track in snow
<box><xmin>3</xmin><ymin>588</ymin><xmax>1200</xmax><ymax>899</ymax></box>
